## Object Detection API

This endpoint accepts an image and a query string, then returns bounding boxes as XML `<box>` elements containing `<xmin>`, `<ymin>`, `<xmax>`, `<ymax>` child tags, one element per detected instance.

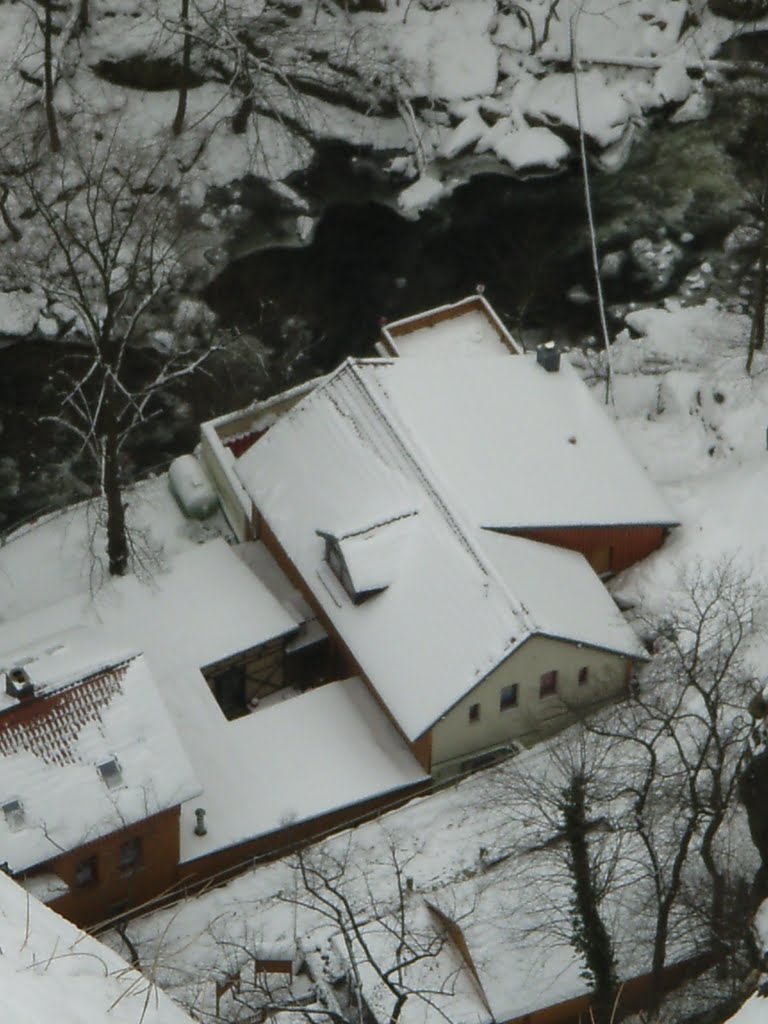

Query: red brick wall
<box><xmin>37</xmin><ymin>807</ymin><xmax>181</xmax><ymax>927</ymax></box>
<box><xmin>509</xmin><ymin>525</ymin><xmax>668</xmax><ymax>573</ymax></box>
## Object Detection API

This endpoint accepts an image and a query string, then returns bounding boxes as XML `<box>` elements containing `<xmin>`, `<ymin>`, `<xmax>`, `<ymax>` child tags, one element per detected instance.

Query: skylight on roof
<box><xmin>3</xmin><ymin>799</ymin><xmax>25</xmax><ymax>831</ymax></box>
<box><xmin>97</xmin><ymin>758</ymin><xmax>123</xmax><ymax>790</ymax></box>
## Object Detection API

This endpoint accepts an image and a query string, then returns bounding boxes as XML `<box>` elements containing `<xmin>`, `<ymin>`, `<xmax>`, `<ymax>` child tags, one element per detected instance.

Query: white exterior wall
<box><xmin>430</xmin><ymin>636</ymin><xmax>629</xmax><ymax>777</ymax></box>
<box><xmin>199</xmin><ymin>424</ymin><xmax>252</xmax><ymax>541</ymax></box>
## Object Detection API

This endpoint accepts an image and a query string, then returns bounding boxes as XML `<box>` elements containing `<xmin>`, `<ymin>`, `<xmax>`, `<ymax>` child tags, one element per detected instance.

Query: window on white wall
<box><xmin>468</xmin><ymin>702</ymin><xmax>480</xmax><ymax>723</ymax></box>
<box><xmin>499</xmin><ymin>684</ymin><xmax>518</xmax><ymax>711</ymax></box>
<box><xmin>578</xmin><ymin>666</ymin><xmax>589</xmax><ymax>686</ymax></box>
<box><xmin>539</xmin><ymin>671</ymin><xmax>558</xmax><ymax>698</ymax></box>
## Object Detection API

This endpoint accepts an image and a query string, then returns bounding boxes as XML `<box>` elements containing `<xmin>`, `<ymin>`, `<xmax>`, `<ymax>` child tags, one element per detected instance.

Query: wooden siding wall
<box><xmin>38</xmin><ymin>807</ymin><xmax>181</xmax><ymax>927</ymax></box>
<box><xmin>508</xmin><ymin>525</ymin><xmax>667</xmax><ymax>574</ymax></box>
<box><xmin>411</xmin><ymin>731</ymin><xmax>432</xmax><ymax>773</ymax></box>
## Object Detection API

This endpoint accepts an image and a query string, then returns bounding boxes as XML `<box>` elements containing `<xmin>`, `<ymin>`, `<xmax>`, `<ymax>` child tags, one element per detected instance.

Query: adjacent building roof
<box><xmin>177</xmin><ymin>677</ymin><xmax>428</xmax><ymax>864</ymax></box>
<box><xmin>0</xmin><ymin>537</ymin><xmax>425</xmax><ymax>865</ymax></box>
<box><xmin>236</xmin><ymin>356</ymin><xmax>648</xmax><ymax>741</ymax></box>
<box><xmin>378</xmin><ymin>295</ymin><xmax>521</xmax><ymax>358</ymax></box>
<box><xmin>103</xmin><ymin>537</ymin><xmax>299</xmax><ymax>673</ymax></box>
<box><xmin>0</xmin><ymin>871</ymin><xmax>194</xmax><ymax>1024</ymax></box>
<box><xmin>87</xmin><ymin>542</ymin><xmax>425</xmax><ymax>862</ymax></box>
<box><xmin>0</xmin><ymin>633</ymin><xmax>201</xmax><ymax>874</ymax></box>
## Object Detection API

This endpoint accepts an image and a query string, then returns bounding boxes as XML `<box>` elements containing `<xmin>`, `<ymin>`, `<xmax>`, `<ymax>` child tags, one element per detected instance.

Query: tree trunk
<box><xmin>563</xmin><ymin>774</ymin><xmax>618</xmax><ymax>1024</ymax></box>
<box><xmin>0</xmin><ymin>184</ymin><xmax>22</xmax><ymax>242</ymax></box>
<box><xmin>103</xmin><ymin>430</ymin><xmax>128</xmax><ymax>576</ymax></box>
<box><xmin>700</xmin><ymin>808</ymin><xmax>729</xmax><ymax>965</ymax></box>
<box><xmin>747</xmin><ymin>210</ymin><xmax>768</xmax><ymax>373</ymax></box>
<box><xmin>43</xmin><ymin>0</ymin><xmax>61</xmax><ymax>153</ymax></box>
<box><xmin>172</xmin><ymin>0</ymin><xmax>191</xmax><ymax>136</ymax></box>
<box><xmin>77</xmin><ymin>0</ymin><xmax>89</xmax><ymax>33</ymax></box>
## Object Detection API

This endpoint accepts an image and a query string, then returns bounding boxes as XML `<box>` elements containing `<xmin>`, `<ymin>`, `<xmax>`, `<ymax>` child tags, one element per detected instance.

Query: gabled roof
<box><xmin>236</xmin><ymin>357</ymin><xmax>646</xmax><ymax>741</ymax></box>
<box><xmin>0</xmin><ymin>633</ymin><xmax>201</xmax><ymax>873</ymax></box>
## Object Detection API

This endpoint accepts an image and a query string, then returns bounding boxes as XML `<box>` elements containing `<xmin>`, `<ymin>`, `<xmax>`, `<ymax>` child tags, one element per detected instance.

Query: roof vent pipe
<box><xmin>194</xmin><ymin>807</ymin><xmax>207</xmax><ymax>836</ymax></box>
<box><xmin>5</xmin><ymin>667</ymin><xmax>34</xmax><ymax>701</ymax></box>
<box><xmin>537</xmin><ymin>342</ymin><xmax>561</xmax><ymax>373</ymax></box>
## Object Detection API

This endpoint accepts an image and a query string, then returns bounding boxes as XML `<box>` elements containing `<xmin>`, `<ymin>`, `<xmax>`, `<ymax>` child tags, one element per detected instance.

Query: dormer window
<box><xmin>320</xmin><ymin>533</ymin><xmax>387</xmax><ymax>605</ymax></box>
<box><xmin>317</xmin><ymin>513</ymin><xmax>416</xmax><ymax>606</ymax></box>
<box><xmin>326</xmin><ymin>538</ymin><xmax>348</xmax><ymax>591</ymax></box>
<box><xmin>3</xmin><ymin>799</ymin><xmax>25</xmax><ymax>831</ymax></box>
<box><xmin>97</xmin><ymin>757</ymin><xmax>123</xmax><ymax>790</ymax></box>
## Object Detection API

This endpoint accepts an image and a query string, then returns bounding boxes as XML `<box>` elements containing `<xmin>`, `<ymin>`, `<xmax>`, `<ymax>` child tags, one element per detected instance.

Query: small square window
<box><xmin>578</xmin><ymin>666</ymin><xmax>589</xmax><ymax>686</ymax></box>
<box><xmin>75</xmin><ymin>855</ymin><xmax>98</xmax><ymax>889</ymax></box>
<box><xmin>119</xmin><ymin>837</ymin><xmax>142</xmax><ymax>874</ymax></box>
<box><xmin>539</xmin><ymin>671</ymin><xmax>558</xmax><ymax>698</ymax></box>
<box><xmin>500</xmin><ymin>684</ymin><xmax>518</xmax><ymax>711</ymax></box>
<box><xmin>2</xmin><ymin>799</ymin><xmax>25</xmax><ymax>831</ymax></box>
<box><xmin>468</xmin><ymin>702</ymin><xmax>481</xmax><ymax>723</ymax></box>
<box><xmin>97</xmin><ymin>758</ymin><xmax>123</xmax><ymax>789</ymax></box>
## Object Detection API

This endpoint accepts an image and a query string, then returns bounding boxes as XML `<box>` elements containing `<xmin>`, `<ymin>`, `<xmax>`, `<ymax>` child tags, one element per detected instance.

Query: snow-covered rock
<box><xmin>0</xmin><ymin>290</ymin><xmax>46</xmax><ymax>338</ymax></box>
<box><xmin>524</xmin><ymin>71</ymin><xmax>634</xmax><ymax>149</ymax></box>
<box><xmin>630</xmin><ymin>237</ymin><xmax>684</xmax><ymax>292</ymax></box>
<box><xmin>493</xmin><ymin>126</ymin><xmax>570</xmax><ymax>174</ymax></box>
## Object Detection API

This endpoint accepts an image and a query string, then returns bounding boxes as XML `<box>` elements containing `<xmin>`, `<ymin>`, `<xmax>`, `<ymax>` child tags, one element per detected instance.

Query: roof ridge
<box><xmin>345</xmin><ymin>362</ymin><xmax>487</xmax><ymax>570</ymax></box>
<box><xmin>344</xmin><ymin>362</ymin><xmax>539</xmax><ymax>639</ymax></box>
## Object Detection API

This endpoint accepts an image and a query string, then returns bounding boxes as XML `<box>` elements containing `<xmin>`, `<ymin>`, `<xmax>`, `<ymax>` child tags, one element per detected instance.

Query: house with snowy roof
<box><xmin>201</xmin><ymin>297</ymin><xmax>676</xmax><ymax>779</ymax></box>
<box><xmin>0</xmin><ymin>626</ymin><xmax>201</xmax><ymax>926</ymax></box>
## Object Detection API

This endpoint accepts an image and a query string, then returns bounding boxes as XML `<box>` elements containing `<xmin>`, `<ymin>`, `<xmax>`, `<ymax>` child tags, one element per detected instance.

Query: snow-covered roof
<box><xmin>723</xmin><ymin>994</ymin><xmax>768</xmax><ymax>1024</ymax></box>
<box><xmin>478</xmin><ymin>532</ymin><xmax>646</xmax><ymax>658</ymax></box>
<box><xmin>236</xmin><ymin>358</ymin><xmax>647</xmax><ymax>740</ymax></box>
<box><xmin>179</xmin><ymin>677</ymin><xmax>427</xmax><ymax>864</ymax></box>
<box><xmin>102</xmin><ymin>538</ymin><xmax>299</xmax><ymax>673</ymax></box>
<box><xmin>0</xmin><ymin>871</ymin><xmax>194</xmax><ymax>1024</ymax></box>
<box><xmin>366</xmin><ymin>354</ymin><xmax>676</xmax><ymax>530</ymax></box>
<box><xmin>350</xmin><ymin>848</ymin><xmax>698</xmax><ymax>1024</ymax></box>
<box><xmin>0</xmin><ymin>538</ymin><xmax>422</xmax><ymax>864</ymax></box>
<box><xmin>63</xmin><ymin>543</ymin><xmax>422</xmax><ymax>860</ymax></box>
<box><xmin>0</xmin><ymin>639</ymin><xmax>201</xmax><ymax>874</ymax></box>
<box><xmin>379</xmin><ymin>295</ymin><xmax>521</xmax><ymax>358</ymax></box>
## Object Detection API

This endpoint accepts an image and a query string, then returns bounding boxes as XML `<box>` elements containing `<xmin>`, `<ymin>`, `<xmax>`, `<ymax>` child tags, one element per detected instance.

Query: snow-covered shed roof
<box><xmin>178</xmin><ymin>677</ymin><xmax>427</xmax><ymax>864</ymax></box>
<box><xmin>236</xmin><ymin>359</ymin><xmax>646</xmax><ymax>741</ymax></box>
<box><xmin>379</xmin><ymin>295</ymin><xmax>521</xmax><ymax>358</ymax></box>
<box><xmin>346</xmin><ymin>848</ymin><xmax>699</xmax><ymax>1024</ymax></box>
<box><xmin>0</xmin><ymin>634</ymin><xmax>201</xmax><ymax>874</ymax></box>
<box><xmin>0</xmin><ymin>871</ymin><xmax>194</xmax><ymax>1024</ymax></box>
<box><xmin>101</xmin><ymin>537</ymin><xmax>299</xmax><ymax>673</ymax></box>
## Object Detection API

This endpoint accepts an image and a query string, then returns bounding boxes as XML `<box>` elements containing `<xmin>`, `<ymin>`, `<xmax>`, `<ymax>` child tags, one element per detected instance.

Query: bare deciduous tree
<box><xmin>494</xmin><ymin>732</ymin><xmax>621</xmax><ymax>1024</ymax></box>
<box><xmin>8</xmin><ymin>128</ymin><xmax>221</xmax><ymax>575</ymax></box>
<box><xmin>495</xmin><ymin>561</ymin><xmax>760</xmax><ymax>1016</ymax></box>
<box><xmin>589</xmin><ymin>561</ymin><xmax>759</xmax><ymax>1004</ymax></box>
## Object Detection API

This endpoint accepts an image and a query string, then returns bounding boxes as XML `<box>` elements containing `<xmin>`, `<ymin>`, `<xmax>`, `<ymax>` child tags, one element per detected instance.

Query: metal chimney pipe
<box><xmin>194</xmin><ymin>807</ymin><xmax>207</xmax><ymax>836</ymax></box>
